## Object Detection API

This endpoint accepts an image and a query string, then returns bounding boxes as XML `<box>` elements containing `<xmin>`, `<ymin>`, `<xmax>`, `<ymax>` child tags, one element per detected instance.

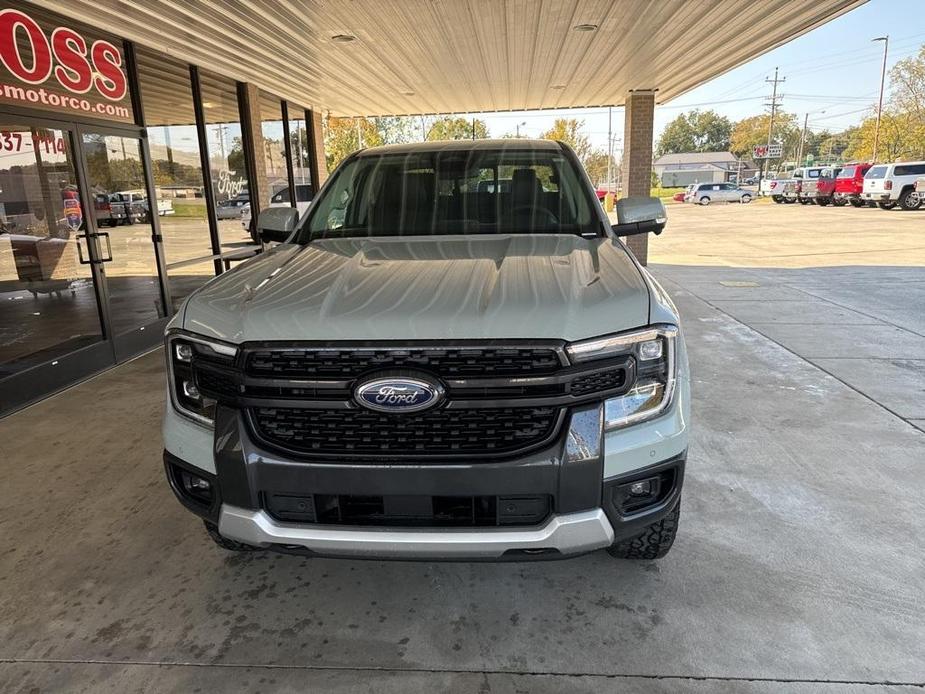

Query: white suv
<box><xmin>862</xmin><ymin>161</ymin><xmax>925</xmax><ymax>210</ymax></box>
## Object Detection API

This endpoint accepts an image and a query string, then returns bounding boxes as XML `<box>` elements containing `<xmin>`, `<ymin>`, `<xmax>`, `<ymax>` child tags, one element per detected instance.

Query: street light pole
<box><xmin>872</xmin><ymin>35</ymin><xmax>889</xmax><ymax>163</ymax></box>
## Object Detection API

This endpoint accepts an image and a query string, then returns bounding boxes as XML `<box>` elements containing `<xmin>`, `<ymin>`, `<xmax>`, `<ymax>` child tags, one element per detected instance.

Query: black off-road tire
<box><xmin>816</xmin><ymin>197</ymin><xmax>829</xmax><ymax>206</ymax></box>
<box><xmin>204</xmin><ymin>520</ymin><xmax>263</xmax><ymax>552</ymax></box>
<box><xmin>877</xmin><ymin>201</ymin><xmax>896</xmax><ymax>210</ymax></box>
<box><xmin>606</xmin><ymin>502</ymin><xmax>680</xmax><ymax>560</ymax></box>
<box><xmin>849</xmin><ymin>198</ymin><xmax>865</xmax><ymax>207</ymax></box>
<box><xmin>772</xmin><ymin>195</ymin><xmax>784</xmax><ymax>204</ymax></box>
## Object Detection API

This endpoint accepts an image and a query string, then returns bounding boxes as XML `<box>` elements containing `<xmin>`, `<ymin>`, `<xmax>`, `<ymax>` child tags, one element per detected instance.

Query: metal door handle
<box><xmin>75</xmin><ymin>233</ymin><xmax>92</xmax><ymax>264</ymax></box>
<box><xmin>96</xmin><ymin>231</ymin><xmax>113</xmax><ymax>262</ymax></box>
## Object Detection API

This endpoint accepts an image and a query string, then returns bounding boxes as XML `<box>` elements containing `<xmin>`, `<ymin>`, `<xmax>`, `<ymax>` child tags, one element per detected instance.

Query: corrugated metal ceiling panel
<box><xmin>33</xmin><ymin>0</ymin><xmax>866</xmax><ymax>116</ymax></box>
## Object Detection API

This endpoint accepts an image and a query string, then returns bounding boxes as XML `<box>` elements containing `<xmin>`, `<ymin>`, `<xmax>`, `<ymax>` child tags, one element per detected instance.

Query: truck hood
<box><xmin>181</xmin><ymin>234</ymin><xmax>650</xmax><ymax>343</ymax></box>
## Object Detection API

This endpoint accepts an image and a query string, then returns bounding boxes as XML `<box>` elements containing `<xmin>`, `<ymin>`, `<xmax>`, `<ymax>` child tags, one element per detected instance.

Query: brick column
<box><xmin>621</xmin><ymin>91</ymin><xmax>656</xmax><ymax>265</ymax></box>
<box><xmin>307</xmin><ymin>109</ymin><xmax>328</xmax><ymax>187</ymax></box>
<box><xmin>240</xmin><ymin>83</ymin><xmax>269</xmax><ymax>210</ymax></box>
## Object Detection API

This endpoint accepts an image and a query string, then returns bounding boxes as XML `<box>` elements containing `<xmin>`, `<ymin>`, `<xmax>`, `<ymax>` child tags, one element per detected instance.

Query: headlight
<box><xmin>566</xmin><ymin>325</ymin><xmax>678</xmax><ymax>430</ymax></box>
<box><xmin>165</xmin><ymin>330</ymin><xmax>237</xmax><ymax>428</ymax></box>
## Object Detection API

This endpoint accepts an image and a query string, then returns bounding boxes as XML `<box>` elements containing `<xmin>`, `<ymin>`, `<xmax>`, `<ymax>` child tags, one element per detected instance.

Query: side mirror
<box><xmin>611</xmin><ymin>196</ymin><xmax>667</xmax><ymax>237</ymax></box>
<box><xmin>257</xmin><ymin>206</ymin><xmax>299</xmax><ymax>243</ymax></box>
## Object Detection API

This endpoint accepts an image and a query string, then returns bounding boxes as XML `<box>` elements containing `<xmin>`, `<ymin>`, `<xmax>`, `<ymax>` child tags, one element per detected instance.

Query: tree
<box><xmin>844</xmin><ymin>111</ymin><xmax>925</xmax><ymax>162</ymax></box>
<box><xmin>583</xmin><ymin>149</ymin><xmax>618</xmax><ymax>187</ymax></box>
<box><xmin>540</xmin><ymin>118</ymin><xmax>592</xmax><ymax>161</ymax></box>
<box><xmin>372</xmin><ymin>117</ymin><xmax>418</xmax><ymax>145</ymax></box>
<box><xmin>655</xmin><ymin>109</ymin><xmax>732</xmax><ymax>156</ymax></box>
<box><xmin>889</xmin><ymin>45</ymin><xmax>925</xmax><ymax>125</ymax></box>
<box><xmin>730</xmin><ymin>112</ymin><xmax>800</xmax><ymax>163</ymax></box>
<box><xmin>323</xmin><ymin>117</ymin><xmax>384</xmax><ymax>171</ymax></box>
<box><xmin>427</xmin><ymin>116</ymin><xmax>488</xmax><ymax>141</ymax></box>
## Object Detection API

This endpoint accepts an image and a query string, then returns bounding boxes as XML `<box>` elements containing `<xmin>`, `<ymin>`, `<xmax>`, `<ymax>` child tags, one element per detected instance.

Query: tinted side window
<box><xmin>893</xmin><ymin>164</ymin><xmax>925</xmax><ymax>176</ymax></box>
<box><xmin>866</xmin><ymin>166</ymin><xmax>887</xmax><ymax>179</ymax></box>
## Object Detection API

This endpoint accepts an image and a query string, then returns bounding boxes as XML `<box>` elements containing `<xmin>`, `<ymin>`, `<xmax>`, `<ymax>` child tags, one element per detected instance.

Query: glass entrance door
<box><xmin>0</xmin><ymin>123</ymin><xmax>106</xmax><ymax>384</ymax></box>
<box><xmin>80</xmin><ymin>131</ymin><xmax>168</xmax><ymax>358</ymax></box>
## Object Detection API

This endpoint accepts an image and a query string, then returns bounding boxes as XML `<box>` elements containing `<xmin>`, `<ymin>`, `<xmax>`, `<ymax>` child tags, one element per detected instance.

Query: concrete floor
<box><xmin>1</xmin><ymin>203</ymin><xmax>924</xmax><ymax>693</ymax></box>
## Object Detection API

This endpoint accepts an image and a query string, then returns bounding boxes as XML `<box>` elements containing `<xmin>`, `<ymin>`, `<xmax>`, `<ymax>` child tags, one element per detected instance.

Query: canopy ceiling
<box><xmin>37</xmin><ymin>0</ymin><xmax>866</xmax><ymax>116</ymax></box>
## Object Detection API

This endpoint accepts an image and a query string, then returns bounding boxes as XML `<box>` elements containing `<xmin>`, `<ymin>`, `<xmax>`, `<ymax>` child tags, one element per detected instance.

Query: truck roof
<box><xmin>356</xmin><ymin>139</ymin><xmax>562</xmax><ymax>157</ymax></box>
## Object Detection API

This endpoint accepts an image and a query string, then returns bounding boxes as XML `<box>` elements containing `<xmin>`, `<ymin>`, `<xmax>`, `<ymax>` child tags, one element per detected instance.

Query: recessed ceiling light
<box><xmin>573</xmin><ymin>23</ymin><xmax>598</xmax><ymax>32</ymax></box>
<box><xmin>331</xmin><ymin>34</ymin><xmax>356</xmax><ymax>43</ymax></box>
<box><xmin>551</xmin><ymin>84</ymin><xmax>566</xmax><ymax>90</ymax></box>
<box><xmin>400</xmin><ymin>90</ymin><xmax>415</xmax><ymax>96</ymax></box>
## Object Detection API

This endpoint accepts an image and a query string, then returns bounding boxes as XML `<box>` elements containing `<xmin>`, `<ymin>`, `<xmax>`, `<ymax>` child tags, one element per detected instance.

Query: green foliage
<box><xmin>540</xmin><ymin>118</ymin><xmax>592</xmax><ymax>161</ymax></box>
<box><xmin>427</xmin><ymin>116</ymin><xmax>488</xmax><ymax>141</ymax></box>
<box><xmin>655</xmin><ymin>109</ymin><xmax>732</xmax><ymax>156</ymax></box>
<box><xmin>730</xmin><ymin>112</ymin><xmax>800</xmax><ymax>161</ymax></box>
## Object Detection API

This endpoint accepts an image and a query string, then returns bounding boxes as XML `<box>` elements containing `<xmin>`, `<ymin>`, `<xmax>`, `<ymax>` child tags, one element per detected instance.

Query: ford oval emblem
<box><xmin>354</xmin><ymin>374</ymin><xmax>444</xmax><ymax>413</ymax></box>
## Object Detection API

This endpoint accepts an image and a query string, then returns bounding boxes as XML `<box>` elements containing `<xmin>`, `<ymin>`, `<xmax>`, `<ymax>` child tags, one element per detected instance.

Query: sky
<box><xmin>458</xmin><ymin>0</ymin><xmax>925</xmax><ymax>155</ymax></box>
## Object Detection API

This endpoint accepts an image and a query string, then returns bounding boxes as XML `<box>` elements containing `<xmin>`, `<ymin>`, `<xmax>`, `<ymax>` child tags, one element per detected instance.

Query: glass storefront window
<box><xmin>286</xmin><ymin>104</ymin><xmax>314</xmax><ymax>210</ymax></box>
<box><xmin>136</xmin><ymin>48</ymin><xmax>214</xmax><ymax>310</ymax></box>
<box><xmin>258</xmin><ymin>92</ymin><xmax>287</xmax><ymax>206</ymax></box>
<box><xmin>198</xmin><ymin>71</ymin><xmax>253</xmax><ymax>249</ymax></box>
<box><xmin>0</xmin><ymin>124</ymin><xmax>102</xmax><ymax>375</ymax></box>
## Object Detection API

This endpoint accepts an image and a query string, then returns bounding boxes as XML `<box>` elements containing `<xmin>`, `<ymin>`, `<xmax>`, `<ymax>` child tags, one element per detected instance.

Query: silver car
<box><xmin>688</xmin><ymin>182</ymin><xmax>753</xmax><ymax>205</ymax></box>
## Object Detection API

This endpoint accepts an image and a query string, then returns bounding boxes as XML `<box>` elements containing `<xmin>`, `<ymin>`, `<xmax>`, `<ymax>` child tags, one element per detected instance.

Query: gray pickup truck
<box><xmin>162</xmin><ymin>140</ymin><xmax>690</xmax><ymax>562</ymax></box>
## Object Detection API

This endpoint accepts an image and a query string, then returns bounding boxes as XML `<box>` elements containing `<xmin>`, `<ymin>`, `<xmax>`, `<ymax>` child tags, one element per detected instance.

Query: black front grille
<box><xmin>245</xmin><ymin>346</ymin><xmax>562</xmax><ymax>379</ymax></box>
<box><xmin>251</xmin><ymin>405</ymin><xmax>562</xmax><ymax>458</ymax></box>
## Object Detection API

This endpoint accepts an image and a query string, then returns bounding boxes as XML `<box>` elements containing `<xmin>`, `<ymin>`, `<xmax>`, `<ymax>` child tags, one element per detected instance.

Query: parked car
<box><xmin>216</xmin><ymin>195</ymin><xmax>250</xmax><ymax>220</ymax></box>
<box><xmin>744</xmin><ymin>176</ymin><xmax>758</xmax><ymax>185</ymax></box>
<box><xmin>862</xmin><ymin>161</ymin><xmax>925</xmax><ymax>210</ymax></box>
<box><xmin>798</xmin><ymin>166</ymin><xmax>842</xmax><ymax>206</ymax></box>
<box><xmin>671</xmin><ymin>190</ymin><xmax>686</xmax><ymax>202</ymax></box>
<box><xmin>163</xmin><ymin>139</ymin><xmax>690</xmax><ymax>562</ymax></box>
<box><xmin>688</xmin><ymin>182</ymin><xmax>752</xmax><ymax>205</ymax></box>
<box><xmin>833</xmin><ymin>163</ymin><xmax>873</xmax><ymax>207</ymax></box>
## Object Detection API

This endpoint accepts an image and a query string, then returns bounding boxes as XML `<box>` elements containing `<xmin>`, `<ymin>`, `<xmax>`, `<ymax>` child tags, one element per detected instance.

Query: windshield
<box><xmin>866</xmin><ymin>166</ymin><xmax>887</xmax><ymax>179</ymax></box>
<box><xmin>301</xmin><ymin>147</ymin><xmax>599</xmax><ymax>241</ymax></box>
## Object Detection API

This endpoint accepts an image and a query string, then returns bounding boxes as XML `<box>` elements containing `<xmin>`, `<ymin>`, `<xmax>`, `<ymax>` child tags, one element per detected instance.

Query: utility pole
<box><xmin>757</xmin><ymin>67</ymin><xmax>784</xmax><ymax>192</ymax></box>
<box><xmin>797</xmin><ymin>112</ymin><xmax>809</xmax><ymax>166</ymax></box>
<box><xmin>872</xmin><ymin>35</ymin><xmax>889</xmax><ymax>162</ymax></box>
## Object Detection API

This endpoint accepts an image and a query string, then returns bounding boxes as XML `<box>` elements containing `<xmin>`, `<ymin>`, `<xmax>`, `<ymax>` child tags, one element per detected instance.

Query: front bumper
<box><xmin>219</xmin><ymin>505</ymin><xmax>615</xmax><ymax>560</ymax></box>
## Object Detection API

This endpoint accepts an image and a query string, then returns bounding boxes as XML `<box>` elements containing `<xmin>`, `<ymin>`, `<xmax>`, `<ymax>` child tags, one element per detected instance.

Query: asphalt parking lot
<box><xmin>1</xmin><ymin>202</ymin><xmax>923</xmax><ymax>693</ymax></box>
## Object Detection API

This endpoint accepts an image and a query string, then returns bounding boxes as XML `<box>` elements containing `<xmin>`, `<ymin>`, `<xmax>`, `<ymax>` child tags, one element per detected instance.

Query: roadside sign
<box><xmin>753</xmin><ymin>144</ymin><xmax>783</xmax><ymax>159</ymax></box>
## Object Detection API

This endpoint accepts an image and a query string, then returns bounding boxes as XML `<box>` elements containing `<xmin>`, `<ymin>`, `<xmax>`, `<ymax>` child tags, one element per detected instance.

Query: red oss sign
<box><xmin>0</xmin><ymin>7</ymin><xmax>132</xmax><ymax>121</ymax></box>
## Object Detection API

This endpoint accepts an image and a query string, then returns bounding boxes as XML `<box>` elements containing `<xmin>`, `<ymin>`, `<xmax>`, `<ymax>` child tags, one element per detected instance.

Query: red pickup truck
<box><xmin>833</xmin><ymin>163</ymin><xmax>873</xmax><ymax>207</ymax></box>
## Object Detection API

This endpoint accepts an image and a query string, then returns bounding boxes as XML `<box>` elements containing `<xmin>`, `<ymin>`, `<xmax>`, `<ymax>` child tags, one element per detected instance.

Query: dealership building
<box><xmin>0</xmin><ymin>0</ymin><xmax>862</xmax><ymax>415</ymax></box>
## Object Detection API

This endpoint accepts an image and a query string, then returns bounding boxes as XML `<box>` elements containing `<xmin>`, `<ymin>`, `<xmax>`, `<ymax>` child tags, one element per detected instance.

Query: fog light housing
<box><xmin>629</xmin><ymin>480</ymin><xmax>653</xmax><ymax>497</ymax></box>
<box><xmin>179</xmin><ymin>468</ymin><xmax>212</xmax><ymax>505</ymax></box>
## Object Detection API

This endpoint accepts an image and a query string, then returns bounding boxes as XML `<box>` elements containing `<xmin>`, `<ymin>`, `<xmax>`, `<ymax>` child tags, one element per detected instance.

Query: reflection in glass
<box><xmin>198</xmin><ymin>71</ymin><xmax>254</xmax><ymax>248</ymax></box>
<box><xmin>286</xmin><ymin>104</ymin><xmax>314</xmax><ymax>213</ymax></box>
<box><xmin>82</xmin><ymin>133</ymin><xmax>164</xmax><ymax>335</ymax></box>
<box><xmin>137</xmin><ymin>48</ymin><xmax>214</xmax><ymax>310</ymax></box>
<box><xmin>259</xmin><ymin>92</ymin><xmax>287</xmax><ymax>205</ymax></box>
<box><xmin>0</xmin><ymin>125</ymin><xmax>102</xmax><ymax>375</ymax></box>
